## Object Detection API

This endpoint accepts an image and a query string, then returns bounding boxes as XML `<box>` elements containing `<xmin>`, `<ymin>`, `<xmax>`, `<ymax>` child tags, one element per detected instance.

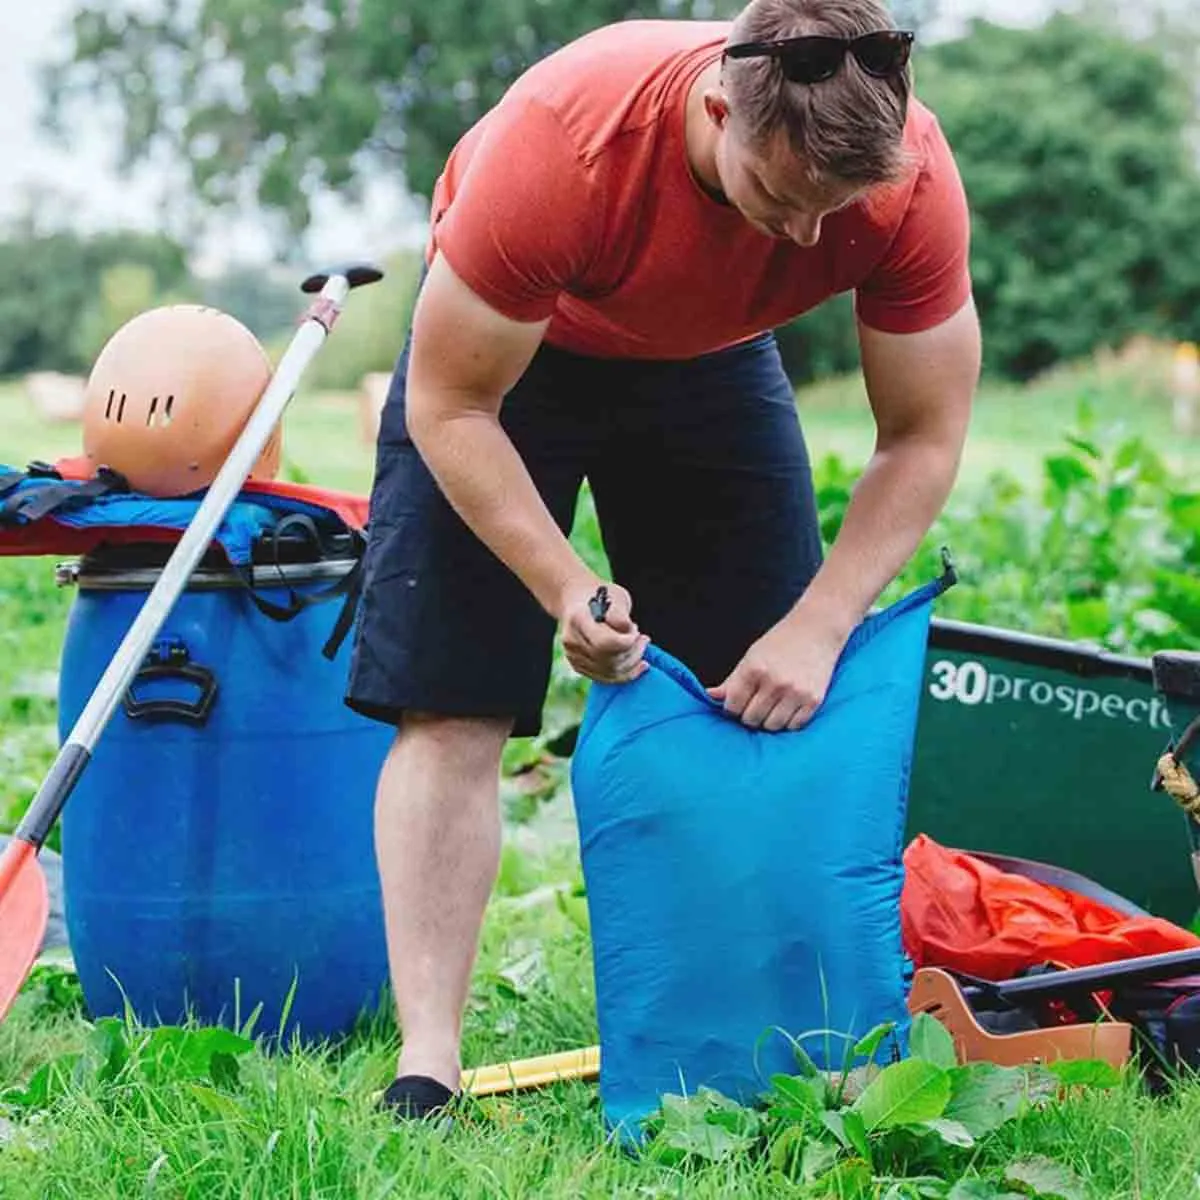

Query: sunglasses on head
<box><xmin>723</xmin><ymin>29</ymin><xmax>914</xmax><ymax>85</ymax></box>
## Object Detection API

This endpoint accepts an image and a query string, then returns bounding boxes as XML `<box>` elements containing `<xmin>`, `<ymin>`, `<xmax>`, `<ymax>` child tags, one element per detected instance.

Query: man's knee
<box><xmin>393</xmin><ymin>710</ymin><xmax>513</xmax><ymax>778</ymax></box>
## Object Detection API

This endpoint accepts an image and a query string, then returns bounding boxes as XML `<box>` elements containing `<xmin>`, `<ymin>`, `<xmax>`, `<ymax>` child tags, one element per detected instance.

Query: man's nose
<box><xmin>786</xmin><ymin>212</ymin><xmax>822</xmax><ymax>247</ymax></box>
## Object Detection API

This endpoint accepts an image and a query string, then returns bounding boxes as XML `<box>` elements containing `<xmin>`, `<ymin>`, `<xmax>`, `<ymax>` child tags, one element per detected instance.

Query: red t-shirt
<box><xmin>428</xmin><ymin>20</ymin><xmax>971</xmax><ymax>360</ymax></box>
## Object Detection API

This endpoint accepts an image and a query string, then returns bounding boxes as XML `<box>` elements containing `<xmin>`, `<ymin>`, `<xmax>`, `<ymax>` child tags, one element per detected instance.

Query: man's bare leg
<box><xmin>374</xmin><ymin>711</ymin><xmax>511</xmax><ymax>1095</ymax></box>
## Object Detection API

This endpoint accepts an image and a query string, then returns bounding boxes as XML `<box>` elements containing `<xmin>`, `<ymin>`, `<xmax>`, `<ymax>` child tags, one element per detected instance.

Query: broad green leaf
<box><xmin>1105</xmin><ymin>483</ymin><xmax>1133</xmax><ymax>519</ymax></box>
<box><xmin>881</xmin><ymin>1179</ymin><xmax>960</xmax><ymax>1199</ymax></box>
<box><xmin>210</xmin><ymin>1052</ymin><xmax>242</xmax><ymax>1091</ymax></box>
<box><xmin>798</xmin><ymin>1140</ymin><xmax>841</xmax><ymax>1184</ymax></box>
<box><xmin>653</xmin><ymin>1118</ymin><xmax>753</xmax><ymax>1164</ymax></box>
<box><xmin>1045</xmin><ymin>454</ymin><xmax>1093</xmax><ymax>495</ymax></box>
<box><xmin>910</xmin><ymin>1013</ymin><xmax>959</xmax><ymax>1070</ymax></box>
<box><xmin>822</xmin><ymin>1109</ymin><xmax>850</xmax><ymax>1147</ymax></box>
<box><xmin>853</xmin><ymin>1021</ymin><xmax>898</xmax><ymax>1061</ymax></box>
<box><xmin>1168</xmin><ymin>492</ymin><xmax>1200</xmax><ymax>535</ymax></box>
<box><xmin>1045</xmin><ymin>1059</ymin><xmax>1123</xmax><ymax>1090</ymax></box>
<box><xmin>705</xmin><ymin>1100</ymin><xmax>763</xmax><ymax>1139</ymax></box>
<box><xmin>1004</xmin><ymin>1156</ymin><xmax>1089</xmax><ymax>1200</ymax></box>
<box><xmin>771</xmin><ymin>1128</ymin><xmax>841</xmax><ymax>1184</ymax></box>
<box><xmin>650</xmin><ymin>1087</ymin><xmax>760</xmax><ymax>1164</ymax></box>
<box><xmin>182</xmin><ymin>1028</ymin><xmax>252</xmax><ymax>1077</ymax></box>
<box><xmin>1065</xmin><ymin>597</ymin><xmax>1111</xmax><ymax>642</ymax></box>
<box><xmin>650</xmin><ymin>1090</ymin><xmax>760</xmax><ymax>1165</ymax></box>
<box><xmin>2</xmin><ymin>1054</ymin><xmax>81</xmax><ymax>1110</ymax></box>
<box><xmin>1114</xmin><ymin>436</ymin><xmax>1164</xmax><ymax>481</ymax></box>
<box><xmin>769</xmin><ymin>1125</ymin><xmax>808</xmax><ymax>1176</ymax></box>
<box><xmin>944</xmin><ymin>1064</ymin><xmax>1028</xmax><ymax>1138</ymax></box>
<box><xmin>86</xmin><ymin>1017</ymin><xmax>129</xmax><ymax>1085</ymax></box>
<box><xmin>920</xmin><ymin>1117</ymin><xmax>976</xmax><ymax>1148</ymax></box>
<box><xmin>947</xmin><ymin>1181</ymin><xmax>1008</xmax><ymax>1199</ymax></box>
<box><xmin>790</xmin><ymin>1039</ymin><xmax>822</xmax><ymax>1079</ymax></box>
<box><xmin>139</xmin><ymin>1026</ymin><xmax>254</xmax><ymax>1086</ymax></box>
<box><xmin>881</xmin><ymin>1183</ymin><xmax>948</xmax><ymax>1200</ymax></box>
<box><xmin>841</xmin><ymin>1110</ymin><xmax>870</xmax><ymax>1160</ymax></box>
<box><xmin>187</xmin><ymin>1083</ymin><xmax>244</xmax><ymax>1120</ymax></box>
<box><xmin>811</xmin><ymin>1158</ymin><xmax>874</xmax><ymax>1200</ymax></box>
<box><xmin>769</xmin><ymin>1073</ymin><xmax>824</xmax><ymax>1122</ymax></box>
<box><xmin>820</xmin><ymin>1109</ymin><xmax>871</xmax><ymax>1162</ymax></box>
<box><xmin>851</xmin><ymin>1059</ymin><xmax>951</xmax><ymax>1132</ymax></box>
<box><xmin>1065</xmin><ymin>436</ymin><xmax>1102</xmax><ymax>460</ymax></box>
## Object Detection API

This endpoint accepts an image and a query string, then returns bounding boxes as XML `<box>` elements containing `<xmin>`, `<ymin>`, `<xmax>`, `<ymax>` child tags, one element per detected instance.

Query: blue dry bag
<box><xmin>570</xmin><ymin>567</ymin><xmax>953</xmax><ymax>1138</ymax></box>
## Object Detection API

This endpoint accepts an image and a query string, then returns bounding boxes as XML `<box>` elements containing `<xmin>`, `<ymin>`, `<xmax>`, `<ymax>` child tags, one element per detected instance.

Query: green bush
<box><xmin>917</xmin><ymin>15</ymin><xmax>1200</xmax><ymax>378</ymax></box>
<box><xmin>875</xmin><ymin>399</ymin><xmax>1200</xmax><ymax>655</ymax></box>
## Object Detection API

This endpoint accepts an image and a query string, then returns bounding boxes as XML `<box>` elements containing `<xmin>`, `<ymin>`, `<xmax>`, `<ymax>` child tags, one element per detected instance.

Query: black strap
<box><xmin>0</xmin><ymin>460</ymin><xmax>60</xmax><ymax>501</ymax></box>
<box><xmin>321</xmin><ymin>560</ymin><xmax>365</xmax><ymax>661</ymax></box>
<box><xmin>0</xmin><ymin>465</ymin><xmax>128</xmax><ymax>525</ymax></box>
<box><xmin>233</xmin><ymin>514</ymin><xmax>366</xmax><ymax>660</ymax></box>
<box><xmin>0</xmin><ymin>460</ymin><xmax>60</xmax><ymax>504</ymax></box>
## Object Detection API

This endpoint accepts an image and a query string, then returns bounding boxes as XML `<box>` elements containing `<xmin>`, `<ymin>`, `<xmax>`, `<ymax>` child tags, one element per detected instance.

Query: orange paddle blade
<box><xmin>0</xmin><ymin>837</ymin><xmax>50</xmax><ymax>1019</ymax></box>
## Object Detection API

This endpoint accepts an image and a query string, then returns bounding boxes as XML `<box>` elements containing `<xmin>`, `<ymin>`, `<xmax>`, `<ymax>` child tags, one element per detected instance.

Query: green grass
<box><xmin>797</xmin><ymin>351</ymin><xmax>1200</xmax><ymax>497</ymax></box>
<box><xmin>6</xmin><ymin>347</ymin><xmax>1198</xmax><ymax>500</ymax></box>
<box><xmin>4</xmin><ymin>361</ymin><xmax>1200</xmax><ymax>1196</ymax></box>
<box><xmin>1</xmin><ymin>381</ymin><xmax>379</xmax><ymax>496</ymax></box>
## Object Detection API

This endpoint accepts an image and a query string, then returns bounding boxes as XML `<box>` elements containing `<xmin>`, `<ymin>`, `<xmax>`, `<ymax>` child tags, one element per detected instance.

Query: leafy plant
<box><xmin>13</xmin><ymin>962</ymin><xmax>86</xmax><ymax>1021</ymax></box>
<box><xmin>875</xmin><ymin>399</ymin><xmax>1200</xmax><ymax>657</ymax></box>
<box><xmin>3</xmin><ymin>1014</ymin><xmax>255</xmax><ymax>1118</ymax></box>
<box><xmin>640</xmin><ymin>1012</ymin><xmax>1117</xmax><ymax>1198</ymax></box>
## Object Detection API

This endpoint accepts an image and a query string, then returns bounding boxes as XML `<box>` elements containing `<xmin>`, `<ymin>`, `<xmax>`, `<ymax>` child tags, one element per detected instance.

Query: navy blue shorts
<box><xmin>344</xmin><ymin>331</ymin><xmax>824</xmax><ymax>738</ymax></box>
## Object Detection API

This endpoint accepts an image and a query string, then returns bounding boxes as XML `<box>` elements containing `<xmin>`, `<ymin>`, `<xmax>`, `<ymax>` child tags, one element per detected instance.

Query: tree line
<box><xmin>5</xmin><ymin>4</ymin><xmax>1198</xmax><ymax>386</ymax></box>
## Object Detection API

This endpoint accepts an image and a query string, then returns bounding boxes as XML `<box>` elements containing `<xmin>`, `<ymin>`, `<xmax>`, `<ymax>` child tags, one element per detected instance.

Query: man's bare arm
<box><xmin>795</xmin><ymin>297</ymin><xmax>983</xmax><ymax>638</ymax></box>
<box><xmin>404</xmin><ymin>251</ymin><xmax>646</xmax><ymax>681</ymax></box>
<box><xmin>711</xmin><ymin>297</ymin><xmax>981</xmax><ymax>729</ymax></box>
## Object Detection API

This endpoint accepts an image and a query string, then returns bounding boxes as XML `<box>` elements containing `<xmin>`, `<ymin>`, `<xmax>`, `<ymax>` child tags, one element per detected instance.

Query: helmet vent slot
<box><xmin>144</xmin><ymin>395</ymin><xmax>175</xmax><ymax>428</ymax></box>
<box><xmin>105</xmin><ymin>389</ymin><xmax>115</xmax><ymax>420</ymax></box>
<box><xmin>116</xmin><ymin>394</ymin><xmax>127</xmax><ymax>423</ymax></box>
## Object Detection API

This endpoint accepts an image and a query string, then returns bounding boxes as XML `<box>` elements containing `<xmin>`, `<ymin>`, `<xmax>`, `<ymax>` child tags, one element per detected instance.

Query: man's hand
<box><xmin>707</xmin><ymin>607</ymin><xmax>848</xmax><ymax>731</ymax></box>
<box><xmin>560</xmin><ymin>580</ymin><xmax>648</xmax><ymax>684</ymax></box>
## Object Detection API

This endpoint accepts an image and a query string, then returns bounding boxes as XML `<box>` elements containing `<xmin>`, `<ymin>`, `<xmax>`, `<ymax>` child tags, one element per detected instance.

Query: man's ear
<box><xmin>703</xmin><ymin>89</ymin><xmax>731</xmax><ymax>130</ymax></box>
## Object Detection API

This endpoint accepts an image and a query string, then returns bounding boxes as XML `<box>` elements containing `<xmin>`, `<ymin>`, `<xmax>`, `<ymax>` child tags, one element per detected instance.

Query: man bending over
<box><xmin>346</xmin><ymin>0</ymin><xmax>982</xmax><ymax>1118</ymax></box>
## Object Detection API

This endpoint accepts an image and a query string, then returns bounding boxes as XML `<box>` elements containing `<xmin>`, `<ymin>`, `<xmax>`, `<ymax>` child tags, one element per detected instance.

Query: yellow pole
<box><xmin>461</xmin><ymin>1045</ymin><xmax>600</xmax><ymax>1097</ymax></box>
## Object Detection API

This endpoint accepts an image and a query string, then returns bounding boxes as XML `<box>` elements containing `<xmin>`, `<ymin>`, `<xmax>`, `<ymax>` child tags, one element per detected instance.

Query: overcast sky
<box><xmin>0</xmin><ymin>0</ymin><xmax>1058</xmax><ymax>271</ymax></box>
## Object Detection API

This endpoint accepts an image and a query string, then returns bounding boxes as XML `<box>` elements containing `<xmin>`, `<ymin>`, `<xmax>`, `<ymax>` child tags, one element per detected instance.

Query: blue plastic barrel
<box><xmin>56</xmin><ymin>536</ymin><xmax>394</xmax><ymax>1044</ymax></box>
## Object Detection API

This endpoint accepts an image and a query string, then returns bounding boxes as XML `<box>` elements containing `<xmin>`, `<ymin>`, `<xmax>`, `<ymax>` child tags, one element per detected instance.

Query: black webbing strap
<box><xmin>233</xmin><ymin>513</ymin><xmax>366</xmax><ymax>660</ymax></box>
<box><xmin>0</xmin><ymin>465</ymin><xmax>128</xmax><ymax>525</ymax></box>
<box><xmin>0</xmin><ymin>461</ymin><xmax>59</xmax><ymax>501</ymax></box>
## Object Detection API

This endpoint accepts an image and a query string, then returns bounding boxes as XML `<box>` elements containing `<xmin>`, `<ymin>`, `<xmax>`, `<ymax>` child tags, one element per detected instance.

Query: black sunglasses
<box><xmin>723</xmin><ymin>30</ymin><xmax>914</xmax><ymax>85</ymax></box>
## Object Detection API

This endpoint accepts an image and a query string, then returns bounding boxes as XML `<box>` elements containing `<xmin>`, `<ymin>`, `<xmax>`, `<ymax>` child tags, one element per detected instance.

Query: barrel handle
<box><xmin>122</xmin><ymin>641</ymin><xmax>217</xmax><ymax>726</ymax></box>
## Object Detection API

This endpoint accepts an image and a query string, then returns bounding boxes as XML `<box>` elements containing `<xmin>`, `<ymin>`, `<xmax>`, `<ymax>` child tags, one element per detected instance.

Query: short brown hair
<box><xmin>724</xmin><ymin>0</ymin><xmax>912</xmax><ymax>187</ymax></box>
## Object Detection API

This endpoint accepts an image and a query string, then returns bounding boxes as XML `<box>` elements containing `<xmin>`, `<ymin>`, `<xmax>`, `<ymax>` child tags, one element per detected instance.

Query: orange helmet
<box><xmin>82</xmin><ymin>305</ymin><xmax>282</xmax><ymax>498</ymax></box>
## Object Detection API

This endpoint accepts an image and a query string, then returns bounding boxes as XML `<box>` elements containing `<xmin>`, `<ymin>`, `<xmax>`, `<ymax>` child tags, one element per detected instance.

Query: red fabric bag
<box><xmin>901</xmin><ymin>833</ymin><xmax>1200</xmax><ymax>981</ymax></box>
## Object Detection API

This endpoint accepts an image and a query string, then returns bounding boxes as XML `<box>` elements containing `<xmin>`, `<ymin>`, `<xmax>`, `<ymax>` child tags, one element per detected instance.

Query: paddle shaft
<box><xmin>463</xmin><ymin>1046</ymin><xmax>600</xmax><ymax>1096</ymax></box>
<box><xmin>13</xmin><ymin>271</ymin><xmax>366</xmax><ymax>852</ymax></box>
<box><xmin>974</xmin><ymin>946</ymin><xmax>1200</xmax><ymax>1004</ymax></box>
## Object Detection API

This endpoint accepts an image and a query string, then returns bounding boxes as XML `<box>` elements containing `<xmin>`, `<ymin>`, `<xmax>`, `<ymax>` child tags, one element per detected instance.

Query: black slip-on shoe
<box><xmin>378</xmin><ymin>1074</ymin><xmax>458</xmax><ymax>1122</ymax></box>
